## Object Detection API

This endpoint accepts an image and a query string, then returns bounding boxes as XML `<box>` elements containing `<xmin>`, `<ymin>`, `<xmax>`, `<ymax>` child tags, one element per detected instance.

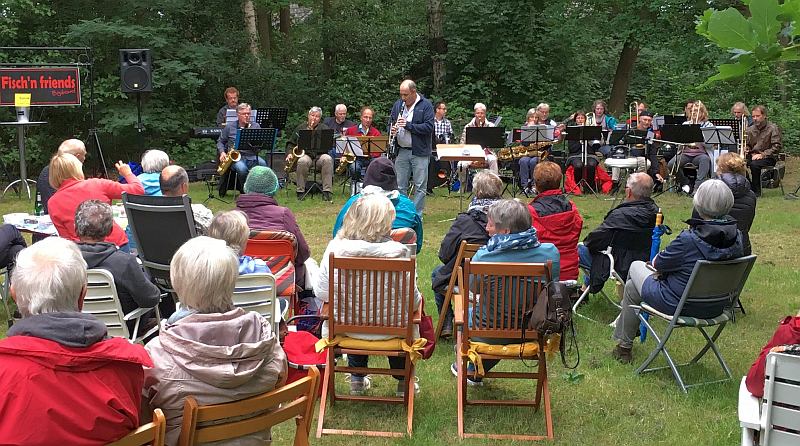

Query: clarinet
<box><xmin>387</xmin><ymin>114</ymin><xmax>399</xmax><ymax>159</ymax></box>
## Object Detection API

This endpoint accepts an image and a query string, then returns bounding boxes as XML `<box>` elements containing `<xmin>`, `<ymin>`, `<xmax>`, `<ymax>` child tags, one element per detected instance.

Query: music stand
<box><xmin>654</xmin><ymin>124</ymin><xmax>704</xmax><ymax>196</ymax></box>
<box><xmin>465</xmin><ymin>126</ymin><xmax>506</xmax><ymax>148</ymax></box>
<box><xmin>298</xmin><ymin>128</ymin><xmax>334</xmax><ymax>199</ymax></box>
<box><xmin>518</xmin><ymin>125</ymin><xmax>554</xmax><ymax>146</ymax></box>
<box><xmin>565</xmin><ymin>125</ymin><xmax>602</xmax><ymax>197</ymax></box>
<box><xmin>253</xmin><ymin>108</ymin><xmax>288</xmax><ymax>167</ymax></box>
<box><xmin>356</xmin><ymin>135</ymin><xmax>388</xmax><ymax>157</ymax></box>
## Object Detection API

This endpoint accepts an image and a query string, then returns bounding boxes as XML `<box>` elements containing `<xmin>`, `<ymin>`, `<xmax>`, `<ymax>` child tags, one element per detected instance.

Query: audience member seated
<box><xmin>528</xmin><ymin>161</ymin><xmax>583</xmax><ymax>281</ymax></box>
<box><xmin>143</xmin><ymin>236</ymin><xmax>287</xmax><ymax>445</ymax></box>
<box><xmin>36</xmin><ymin>138</ymin><xmax>87</xmax><ymax>215</ymax></box>
<box><xmin>332</xmin><ymin>157</ymin><xmax>423</xmax><ymax>253</ymax></box>
<box><xmin>138</xmin><ymin>149</ymin><xmax>170</xmax><ymax>196</ymax></box>
<box><xmin>578</xmin><ymin>173</ymin><xmax>658</xmax><ymax>290</ymax></box>
<box><xmin>611</xmin><ymin>180</ymin><xmax>744</xmax><ymax>363</ymax></box>
<box><xmin>0</xmin><ymin>224</ymin><xmax>26</xmax><ymax>272</ymax></box>
<box><xmin>450</xmin><ymin>199</ymin><xmax>560</xmax><ymax>384</ymax></box>
<box><xmin>48</xmin><ymin>153</ymin><xmax>143</xmax><ymax>252</ymax></box>
<box><xmin>236</xmin><ymin>166</ymin><xmax>311</xmax><ymax>289</ymax></box>
<box><xmin>0</xmin><ymin>238</ymin><xmax>152</xmax><ymax>445</ymax></box>
<box><xmin>745</xmin><ymin>310</ymin><xmax>800</xmax><ymax>398</ymax></box>
<box><xmin>431</xmin><ymin>171</ymin><xmax>502</xmax><ymax>338</ymax></box>
<box><xmin>159</xmin><ymin>165</ymin><xmax>213</xmax><ymax>235</ymax></box>
<box><xmin>208</xmin><ymin>210</ymin><xmax>270</xmax><ymax>275</ymax></box>
<box><xmin>713</xmin><ymin>153</ymin><xmax>757</xmax><ymax>256</ymax></box>
<box><xmin>314</xmin><ymin>194</ymin><xmax>422</xmax><ymax>397</ymax></box>
<box><xmin>76</xmin><ymin>200</ymin><xmax>160</xmax><ymax>334</ymax></box>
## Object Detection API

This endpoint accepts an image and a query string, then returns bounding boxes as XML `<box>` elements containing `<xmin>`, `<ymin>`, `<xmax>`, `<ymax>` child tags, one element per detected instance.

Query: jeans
<box><xmin>668</xmin><ymin>153</ymin><xmax>711</xmax><ymax>189</ymax></box>
<box><xmin>432</xmin><ymin>265</ymin><xmax>453</xmax><ymax>324</ymax></box>
<box><xmin>231</xmin><ymin>156</ymin><xmax>267</xmax><ymax>184</ymax></box>
<box><xmin>577</xmin><ymin>244</ymin><xmax>592</xmax><ymax>286</ymax></box>
<box><xmin>348</xmin><ymin>353</ymin><xmax>407</xmax><ymax>380</ymax></box>
<box><xmin>518</xmin><ymin>156</ymin><xmax>539</xmax><ymax>189</ymax></box>
<box><xmin>395</xmin><ymin>148</ymin><xmax>429</xmax><ymax>214</ymax></box>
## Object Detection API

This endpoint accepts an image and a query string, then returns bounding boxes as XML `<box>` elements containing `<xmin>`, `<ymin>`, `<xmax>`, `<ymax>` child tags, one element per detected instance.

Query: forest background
<box><xmin>1</xmin><ymin>0</ymin><xmax>797</xmax><ymax>174</ymax></box>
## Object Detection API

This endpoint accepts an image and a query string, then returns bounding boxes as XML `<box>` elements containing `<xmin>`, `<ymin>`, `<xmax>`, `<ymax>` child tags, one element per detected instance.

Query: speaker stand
<box><xmin>135</xmin><ymin>93</ymin><xmax>145</xmax><ymax>150</ymax></box>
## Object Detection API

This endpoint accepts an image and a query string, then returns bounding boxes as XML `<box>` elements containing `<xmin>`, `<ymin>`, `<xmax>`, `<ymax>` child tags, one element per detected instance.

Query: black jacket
<box><xmin>78</xmin><ymin>242</ymin><xmax>160</xmax><ymax>327</ymax></box>
<box><xmin>584</xmin><ymin>198</ymin><xmax>659</xmax><ymax>292</ymax></box>
<box><xmin>432</xmin><ymin>208</ymin><xmax>489</xmax><ymax>294</ymax></box>
<box><xmin>706</xmin><ymin>173</ymin><xmax>756</xmax><ymax>256</ymax></box>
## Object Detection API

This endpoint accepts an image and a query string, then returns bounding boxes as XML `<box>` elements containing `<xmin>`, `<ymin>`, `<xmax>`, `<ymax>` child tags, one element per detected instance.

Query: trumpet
<box><xmin>284</xmin><ymin>146</ymin><xmax>304</xmax><ymax>173</ymax></box>
<box><xmin>335</xmin><ymin>149</ymin><xmax>356</xmax><ymax>175</ymax></box>
<box><xmin>217</xmin><ymin>150</ymin><xmax>240</xmax><ymax>176</ymax></box>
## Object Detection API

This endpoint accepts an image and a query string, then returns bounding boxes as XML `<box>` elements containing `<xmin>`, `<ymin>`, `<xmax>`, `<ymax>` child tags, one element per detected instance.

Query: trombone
<box><xmin>629</xmin><ymin>101</ymin><xmax>640</xmax><ymax>128</ymax></box>
<box><xmin>738</xmin><ymin>115</ymin><xmax>748</xmax><ymax>158</ymax></box>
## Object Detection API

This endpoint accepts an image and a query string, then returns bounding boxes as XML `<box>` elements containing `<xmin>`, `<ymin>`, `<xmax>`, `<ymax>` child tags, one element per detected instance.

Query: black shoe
<box><xmin>611</xmin><ymin>344</ymin><xmax>632</xmax><ymax>364</ymax></box>
<box><xmin>322</xmin><ymin>191</ymin><xmax>332</xmax><ymax>202</ymax></box>
<box><xmin>609</xmin><ymin>181</ymin><xmax>620</xmax><ymax>195</ymax></box>
<box><xmin>296</xmin><ymin>191</ymin><xmax>305</xmax><ymax>201</ymax></box>
<box><xmin>441</xmin><ymin>318</ymin><xmax>453</xmax><ymax>338</ymax></box>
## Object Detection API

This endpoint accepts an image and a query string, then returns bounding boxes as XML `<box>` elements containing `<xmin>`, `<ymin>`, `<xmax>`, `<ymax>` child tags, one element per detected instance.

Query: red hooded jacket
<box><xmin>528</xmin><ymin>190</ymin><xmax>583</xmax><ymax>281</ymax></box>
<box><xmin>0</xmin><ymin>334</ymin><xmax>152</xmax><ymax>445</ymax></box>
<box><xmin>745</xmin><ymin>315</ymin><xmax>800</xmax><ymax>398</ymax></box>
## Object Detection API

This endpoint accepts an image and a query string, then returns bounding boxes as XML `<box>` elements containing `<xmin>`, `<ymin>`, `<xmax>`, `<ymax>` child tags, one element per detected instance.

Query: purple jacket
<box><xmin>235</xmin><ymin>193</ymin><xmax>310</xmax><ymax>288</ymax></box>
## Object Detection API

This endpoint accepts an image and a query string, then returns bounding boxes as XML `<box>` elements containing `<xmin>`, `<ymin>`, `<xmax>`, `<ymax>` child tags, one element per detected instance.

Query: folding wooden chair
<box><xmin>245</xmin><ymin>230</ymin><xmax>299</xmax><ymax>313</ymax></box>
<box><xmin>433</xmin><ymin>240</ymin><xmax>481</xmax><ymax>341</ymax></box>
<box><xmin>739</xmin><ymin>351</ymin><xmax>800</xmax><ymax>446</ymax></box>
<box><xmin>455</xmin><ymin>259</ymin><xmax>555</xmax><ymax>440</ymax></box>
<box><xmin>178</xmin><ymin>366</ymin><xmax>320</xmax><ymax>446</ymax></box>
<box><xmin>316</xmin><ymin>254</ymin><xmax>421</xmax><ymax>438</ymax></box>
<box><xmin>108</xmin><ymin>408</ymin><xmax>166</xmax><ymax>446</ymax></box>
<box><xmin>634</xmin><ymin>255</ymin><xmax>757</xmax><ymax>393</ymax></box>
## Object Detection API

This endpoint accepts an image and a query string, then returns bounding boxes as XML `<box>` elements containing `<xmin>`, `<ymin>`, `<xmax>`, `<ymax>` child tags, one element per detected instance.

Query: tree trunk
<box><xmin>608</xmin><ymin>37</ymin><xmax>639</xmax><ymax>116</ymax></box>
<box><xmin>322</xmin><ymin>0</ymin><xmax>333</xmax><ymax>77</ymax></box>
<box><xmin>426</xmin><ymin>0</ymin><xmax>446</xmax><ymax>95</ymax></box>
<box><xmin>242</xmin><ymin>0</ymin><xmax>261</xmax><ymax>62</ymax></box>
<box><xmin>256</xmin><ymin>6</ymin><xmax>272</xmax><ymax>61</ymax></box>
<box><xmin>279</xmin><ymin>6</ymin><xmax>290</xmax><ymax>36</ymax></box>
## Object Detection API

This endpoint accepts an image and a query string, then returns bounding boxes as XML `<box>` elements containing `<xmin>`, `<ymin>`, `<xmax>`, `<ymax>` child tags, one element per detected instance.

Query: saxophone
<box><xmin>216</xmin><ymin>149</ymin><xmax>241</xmax><ymax>176</ymax></box>
<box><xmin>285</xmin><ymin>146</ymin><xmax>303</xmax><ymax>173</ymax></box>
<box><xmin>335</xmin><ymin>148</ymin><xmax>356</xmax><ymax>175</ymax></box>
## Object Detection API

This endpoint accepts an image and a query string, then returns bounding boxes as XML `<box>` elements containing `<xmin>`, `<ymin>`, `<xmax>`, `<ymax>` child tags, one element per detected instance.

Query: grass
<box><xmin>1</xmin><ymin>159</ymin><xmax>799</xmax><ymax>445</ymax></box>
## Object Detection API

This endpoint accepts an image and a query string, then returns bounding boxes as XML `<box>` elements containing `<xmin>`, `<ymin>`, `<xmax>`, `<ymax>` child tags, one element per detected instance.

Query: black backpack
<box><xmin>522</xmin><ymin>281</ymin><xmax>579</xmax><ymax>368</ymax></box>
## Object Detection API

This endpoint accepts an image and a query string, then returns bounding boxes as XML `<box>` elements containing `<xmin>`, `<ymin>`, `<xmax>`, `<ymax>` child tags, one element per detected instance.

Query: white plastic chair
<box><xmin>233</xmin><ymin>273</ymin><xmax>282</xmax><ymax>334</ymax></box>
<box><xmin>739</xmin><ymin>351</ymin><xmax>800</xmax><ymax>445</ymax></box>
<box><xmin>84</xmin><ymin>269</ymin><xmax>161</xmax><ymax>343</ymax></box>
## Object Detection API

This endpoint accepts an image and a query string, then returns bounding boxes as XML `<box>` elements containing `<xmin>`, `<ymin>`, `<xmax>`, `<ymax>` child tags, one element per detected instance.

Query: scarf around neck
<box><xmin>468</xmin><ymin>197</ymin><xmax>497</xmax><ymax>213</ymax></box>
<box><xmin>485</xmin><ymin>227</ymin><xmax>541</xmax><ymax>252</ymax></box>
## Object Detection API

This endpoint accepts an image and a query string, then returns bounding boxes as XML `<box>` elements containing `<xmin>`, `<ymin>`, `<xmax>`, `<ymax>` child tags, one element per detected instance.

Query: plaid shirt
<box><xmin>434</xmin><ymin>117</ymin><xmax>453</xmax><ymax>143</ymax></box>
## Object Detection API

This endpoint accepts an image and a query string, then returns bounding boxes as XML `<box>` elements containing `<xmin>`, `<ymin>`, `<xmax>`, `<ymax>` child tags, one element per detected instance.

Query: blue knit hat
<box><xmin>244</xmin><ymin>166</ymin><xmax>279</xmax><ymax>196</ymax></box>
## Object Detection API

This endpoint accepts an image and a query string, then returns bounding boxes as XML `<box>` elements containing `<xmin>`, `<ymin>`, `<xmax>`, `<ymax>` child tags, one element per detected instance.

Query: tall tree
<box><xmin>242</xmin><ymin>0</ymin><xmax>261</xmax><ymax>61</ymax></box>
<box><xmin>427</xmin><ymin>0</ymin><xmax>446</xmax><ymax>94</ymax></box>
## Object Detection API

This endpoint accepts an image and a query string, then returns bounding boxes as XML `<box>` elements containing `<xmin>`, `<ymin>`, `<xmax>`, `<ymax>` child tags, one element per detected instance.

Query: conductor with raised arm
<box><xmin>389</xmin><ymin>79</ymin><xmax>435</xmax><ymax>214</ymax></box>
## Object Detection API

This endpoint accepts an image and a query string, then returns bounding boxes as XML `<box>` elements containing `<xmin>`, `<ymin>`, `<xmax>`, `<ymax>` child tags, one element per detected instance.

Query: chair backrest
<box><xmin>177</xmin><ymin>366</ymin><xmax>320</xmax><ymax>446</ymax></box>
<box><xmin>122</xmin><ymin>193</ymin><xmax>197</xmax><ymax>292</ymax></box>
<box><xmin>233</xmin><ymin>273</ymin><xmax>279</xmax><ymax>333</ymax></box>
<box><xmin>462</xmin><ymin>259</ymin><xmax>552</xmax><ymax>340</ymax></box>
<box><xmin>109</xmin><ymin>408</ymin><xmax>166</xmax><ymax>446</ymax></box>
<box><xmin>245</xmin><ymin>230</ymin><xmax>298</xmax><ymax>299</ymax></box>
<box><xmin>389</xmin><ymin>227</ymin><xmax>417</xmax><ymax>245</ymax></box>
<box><xmin>84</xmin><ymin>269</ymin><xmax>130</xmax><ymax>339</ymax></box>
<box><xmin>326</xmin><ymin>253</ymin><xmax>416</xmax><ymax>341</ymax></box>
<box><xmin>679</xmin><ymin>255</ymin><xmax>757</xmax><ymax>313</ymax></box>
<box><xmin>761</xmin><ymin>352</ymin><xmax>800</xmax><ymax>446</ymax></box>
<box><xmin>445</xmin><ymin>241</ymin><xmax>481</xmax><ymax>293</ymax></box>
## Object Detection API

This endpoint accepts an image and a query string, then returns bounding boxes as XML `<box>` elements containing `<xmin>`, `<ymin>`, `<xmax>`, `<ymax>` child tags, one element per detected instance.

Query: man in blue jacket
<box><xmin>389</xmin><ymin>79</ymin><xmax>435</xmax><ymax>214</ymax></box>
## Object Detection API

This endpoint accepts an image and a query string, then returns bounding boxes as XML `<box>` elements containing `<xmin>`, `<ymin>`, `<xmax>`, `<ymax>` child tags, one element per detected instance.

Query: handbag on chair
<box><xmin>523</xmin><ymin>281</ymin><xmax>579</xmax><ymax>368</ymax></box>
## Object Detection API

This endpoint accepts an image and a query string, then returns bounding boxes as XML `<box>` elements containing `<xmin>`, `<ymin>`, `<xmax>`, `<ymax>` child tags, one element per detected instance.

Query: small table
<box><xmin>0</xmin><ymin>120</ymin><xmax>47</xmax><ymax>200</ymax></box>
<box><xmin>436</xmin><ymin>144</ymin><xmax>487</xmax><ymax>213</ymax></box>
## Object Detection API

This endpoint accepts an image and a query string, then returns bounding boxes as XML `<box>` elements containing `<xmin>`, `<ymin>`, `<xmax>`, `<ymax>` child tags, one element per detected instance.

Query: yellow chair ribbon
<box><xmin>460</xmin><ymin>334</ymin><xmax>562</xmax><ymax>377</ymax></box>
<box><xmin>314</xmin><ymin>335</ymin><xmax>428</xmax><ymax>363</ymax></box>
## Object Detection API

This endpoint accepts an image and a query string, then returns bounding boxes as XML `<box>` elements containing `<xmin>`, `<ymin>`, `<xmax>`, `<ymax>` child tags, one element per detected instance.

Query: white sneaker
<box><xmin>395</xmin><ymin>376</ymin><xmax>420</xmax><ymax>397</ymax></box>
<box><xmin>348</xmin><ymin>375</ymin><xmax>371</xmax><ymax>395</ymax></box>
<box><xmin>682</xmin><ymin>185</ymin><xmax>691</xmax><ymax>194</ymax></box>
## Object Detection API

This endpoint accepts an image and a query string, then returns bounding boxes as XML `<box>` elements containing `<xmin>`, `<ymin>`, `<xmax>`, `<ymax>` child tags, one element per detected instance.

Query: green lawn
<box><xmin>1</xmin><ymin>160</ymin><xmax>798</xmax><ymax>445</ymax></box>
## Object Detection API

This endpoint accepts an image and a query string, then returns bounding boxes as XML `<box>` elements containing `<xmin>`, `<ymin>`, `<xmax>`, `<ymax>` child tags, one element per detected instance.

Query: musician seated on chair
<box><xmin>342</xmin><ymin>105</ymin><xmax>382</xmax><ymax>184</ymax></box>
<box><xmin>76</xmin><ymin>200</ymin><xmax>160</xmax><ymax>335</ymax></box>
<box><xmin>578</xmin><ymin>173</ymin><xmax>658</xmax><ymax>292</ymax></box>
<box><xmin>590</xmin><ymin>99</ymin><xmax>618</xmax><ymax>158</ymax></box>
<box><xmin>667</xmin><ymin>100</ymin><xmax>714</xmax><ymax>194</ymax></box>
<box><xmin>519</xmin><ymin>104</ymin><xmax>558</xmax><ymax>195</ymax></box>
<box><xmin>159</xmin><ymin>165</ymin><xmax>213</xmax><ymax>236</ymax></box>
<box><xmin>216</xmin><ymin>86</ymin><xmax>239</xmax><ymax>126</ymax></box>
<box><xmin>457</xmin><ymin>102</ymin><xmax>499</xmax><ymax>191</ymax></box>
<box><xmin>528</xmin><ymin>161</ymin><xmax>583</xmax><ymax>282</ymax></box>
<box><xmin>731</xmin><ymin>101</ymin><xmax>753</xmax><ymax>127</ymax></box>
<box><xmin>314</xmin><ymin>194</ymin><xmax>422</xmax><ymax>397</ymax></box>
<box><xmin>332</xmin><ymin>157</ymin><xmax>423</xmax><ymax>254</ymax></box>
<box><xmin>143</xmin><ymin>237</ymin><xmax>287</xmax><ymax>445</ymax></box>
<box><xmin>287</xmin><ymin>106</ymin><xmax>334</xmax><ymax>202</ymax></box>
<box><xmin>629</xmin><ymin>110</ymin><xmax>661</xmax><ymax>184</ymax></box>
<box><xmin>216</xmin><ymin>103</ymin><xmax>265</xmax><ymax>195</ymax></box>
<box><xmin>449</xmin><ymin>199</ymin><xmax>560</xmax><ymax>385</ymax></box>
<box><xmin>431</xmin><ymin>171</ymin><xmax>502</xmax><ymax>338</ymax></box>
<box><xmin>611</xmin><ymin>180</ymin><xmax>743</xmax><ymax>363</ymax></box>
<box><xmin>235</xmin><ymin>166</ymin><xmax>311</xmax><ymax>290</ymax></box>
<box><xmin>746</xmin><ymin>105</ymin><xmax>782</xmax><ymax>196</ymax></box>
<box><xmin>323</xmin><ymin>103</ymin><xmax>355</xmax><ymax>137</ymax></box>
<box><xmin>565</xmin><ymin>110</ymin><xmax>600</xmax><ymax>189</ymax></box>
<box><xmin>433</xmin><ymin>100</ymin><xmax>454</xmax><ymax>144</ymax></box>
<box><xmin>0</xmin><ymin>238</ymin><xmax>152</xmax><ymax>445</ymax></box>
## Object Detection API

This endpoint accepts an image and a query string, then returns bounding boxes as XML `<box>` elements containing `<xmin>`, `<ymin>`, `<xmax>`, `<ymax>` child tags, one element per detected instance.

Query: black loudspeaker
<box><xmin>119</xmin><ymin>49</ymin><xmax>153</xmax><ymax>93</ymax></box>
<box><xmin>427</xmin><ymin>155</ymin><xmax>451</xmax><ymax>191</ymax></box>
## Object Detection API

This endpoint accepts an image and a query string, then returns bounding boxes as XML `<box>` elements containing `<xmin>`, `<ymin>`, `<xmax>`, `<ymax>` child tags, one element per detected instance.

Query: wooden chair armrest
<box><xmin>453</xmin><ymin>296</ymin><xmax>464</xmax><ymax>325</ymax></box>
<box><xmin>738</xmin><ymin>377</ymin><xmax>761</xmax><ymax>429</ymax></box>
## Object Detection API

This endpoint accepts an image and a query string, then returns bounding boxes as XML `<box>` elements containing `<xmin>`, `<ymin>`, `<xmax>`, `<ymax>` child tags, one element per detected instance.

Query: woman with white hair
<box><xmin>208</xmin><ymin>210</ymin><xmax>270</xmax><ymax>275</ymax></box>
<box><xmin>314</xmin><ymin>194</ymin><xmax>422</xmax><ymax>397</ymax></box>
<box><xmin>138</xmin><ymin>149</ymin><xmax>170</xmax><ymax>196</ymax></box>
<box><xmin>143</xmin><ymin>236</ymin><xmax>287</xmax><ymax>445</ymax></box>
<box><xmin>611</xmin><ymin>179</ymin><xmax>744</xmax><ymax>363</ymax></box>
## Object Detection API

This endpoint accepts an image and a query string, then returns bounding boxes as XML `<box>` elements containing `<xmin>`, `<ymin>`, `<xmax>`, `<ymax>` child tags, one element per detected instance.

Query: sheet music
<box><xmin>335</xmin><ymin>137</ymin><xmax>364</xmax><ymax>156</ymax></box>
<box><xmin>520</xmin><ymin>125</ymin><xmax>555</xmax><ymax>142</ymax></box>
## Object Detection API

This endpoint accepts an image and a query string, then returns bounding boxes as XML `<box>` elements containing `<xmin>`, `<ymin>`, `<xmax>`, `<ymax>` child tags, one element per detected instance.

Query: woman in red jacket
<box><xmin>48</xmin><ymin>153</ymin><xmax>144</xmax><ymax>252</ymax></box>
<box><xmin>527</xmin><ymin>161</ymin><xmax>583</xmax><ymax>281</ymax></box>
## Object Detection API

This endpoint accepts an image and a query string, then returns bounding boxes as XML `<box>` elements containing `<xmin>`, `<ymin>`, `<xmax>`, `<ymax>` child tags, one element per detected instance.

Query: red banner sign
<box><xmin>0</xmin><ymin>67</ymin><xmax>81</xmax><ymax>106</ymax></box>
